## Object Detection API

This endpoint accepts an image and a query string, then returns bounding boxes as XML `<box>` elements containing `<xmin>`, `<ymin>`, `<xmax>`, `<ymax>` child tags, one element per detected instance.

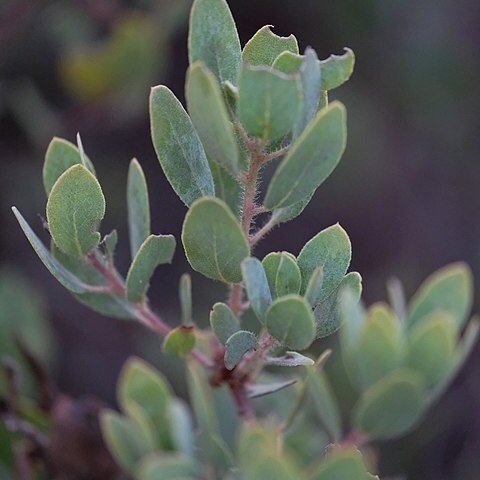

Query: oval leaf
<box><xmin>407</xmin><ymin>262</ymin><xmax>473</xmax><ymax>331</ymax></box>
<box><xmin>43</xmin><ymin>137</ymin><xmax>95</xmax><ymax>195</ymax></box>
<box><xmin>238</xmin><ymin>65</ymin><xmax>301</xmax><ymax>141</ymax></box>
<box><xmin>210</xmin><ymin>302</ymin><xmax>240</xmax><ymax>344</ymax></box>
<box><xmin>305</xmin><ymin>266</ymin><xmax>324</xmax><ymax>307</ymax></box>
<box><xmin>188</xmin><ymin>0</ymin><xmax>241</xmax><ymax>84</ymax></box>
<box><xmin>266</xmin><ymin>295</ymin><xmax>315</xmax><ymax>350</ymax></box>
<box><xmin>150</xmin><ymin>85</ymin><xmax>214</xmax><ymax>206</ymax></box>
<box><xmin>46</xmin><ymin>164</ymin><xmax>105</xmax><ymax>257</ymax></box>
<box><xmin>182</xmin><ymin>197</ymin><xmax>249</xmax><ymax>283</ymax></box>
<box><xmin>272</xmin><ymin>51</ymin><xmax>303</xmax><ymax>74</ymax></box>
<box><xmin>162</xmin><ymin>326</ymin><xmax>196</xmax><ymax>358</ymax></box>
<box><xmin>311</xmin><ymin>448</ymin><xmax>375</xmax><ymax>480</ymax></box>
<box><xmin>186</xmin><ymin>62</ymin><xmax>239</xmax><ymax>176</ymax></box>
<box><xmin>320</xmin><ymin>48</ymin><xmax>355</xmax><ymax>91</ymax></box>
<box><xmin>352</xmin><ymin>369</ymin><xmax>426</xmax><ymax>440</ymax></box>
<box><xmin>241</xmin><ymin>257</ymin><xmax>272</xmax><ymax>322</ymax></box>
<box><xmin>262</xmin><ymin>252</ymin><xmax>301</xmax><ymax>298</ymax></box>
<box><xmin>242</xmin><ymin>25</ymin><xmax>298</xmax><ymax>67</ymax></box>
<box><xmin>136</xmin><ymin>453</ymin><xmax>198</xmax><ymax>480</ymax></box>
<box><xmin>264</xmin><ymin>102</ymin><xmax>347</xmax><ymax>209</ymax></box>
<box><xmin>224</xmin><ymin>330</ymin><xmax>258</xmax><ymax>370</ymax></box>
<box><xmin>127</xmin><ymin>158</ymin><xmax>150</xmax><ymax>259</ymax></box>
<box><xmin>126</xmin><ymin>234</ymin><xmax>176</xmax><ymax>303</ymax></box>
<box><xmin>209</xmin><ymin>159</ymin><xmax>242</xmax><ymax>216</ymax></box>
<box><xmin>297</xmin><ymin>223</ymin><xmax>351</xmax><ymax>298</ymax></box>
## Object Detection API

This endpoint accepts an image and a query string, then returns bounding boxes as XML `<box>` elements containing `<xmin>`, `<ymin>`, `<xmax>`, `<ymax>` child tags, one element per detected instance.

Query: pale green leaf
<box><xmin>352</xmin><ymin>369</ymin><xmax>426</xmax><ymax>440</ymax></box>
<box><xmin>188</xmin><ymin>0</ymin><xmax>241</xmax><ymax>84</ymax></box>
<box><xmin>167</xmin><ymin>399</ymin><xmax>195</xmax><ymax>459</ymax></box>
<box><xmin>242</xmin><ymin>25</ymin><xmax>298</xmax><ymax>66</ymax></box>
<box><xmin>186</xmin><ymin>62</ymin><xmax>239</xmax><ymax>175</ymax></box>
<box><xmin>297</xmin><ymin>223</ymin><xmax>351</xmax><ymax>298</ymax></box>
<box><xmin>46</xmin><ymin>164</ymin><xmax>105</xmax><ymax>257</ymax></box>
<box><xmin>246</xmin><ymin>378</ymin><xmax>296</xmax><ymax>398</ymax></box>
<box><xmin>262</xmin><ymin>252</ymin><xmax>301</xmax><ymax>298</ymax></box>
<box><xmin>224</xmin><ymin>330</ymin><xmax>258</xmax><ymax>370</ymax></box>
<box><xmin>125</xmin><ymin>234</ymin><xmax>176</xmax><ymax>303</ymax></box>
<box><xmin>266</xmin><ymin>295</ymin><xmax>315</xmax><ymax>350</ymax></box>
<box><xmin>320</xmin><ymin>48</ymin><xmax>355</xmax><ymax>91</ymax></box>
<box><xmin>265</xmin><ymin>351</ymin><xmax>314</xmax><ymax>367</ymax></box>
<box><xmin>264</xmin><ymin>102</ymin><xmax>347</xmax><ymax>209</ymax></box>
<box><xmin>272</xmin><ymin>51</ymin><xmax>303</xmax><ymax>74</ymax></box>
<box><xmin>43</xmin><ymin>137</ymin><xmax>95</xmax><ymax>195</ymax></box>
<box><xmin>270</xmin><ymin>192</ymin><xmax>314</xmax><ymax>227</ymax></box>
<box><xmin>150</xmin><ymin>85</ymin><xmax>214</xmax><ymax>206</ymax></box>
<box><xmin>182</xmin><ymin>197</ymin><xmax>249</xmax><ymax>283</ymax></box>
<box><xmin>103</xmin><ymin>229</ymin><xmax>118</xmax><ymax>264</ymax></box>
<box><xmin>305</xmin><ymin>266</ymin><xmax>324</xmax><ymax>307</ymax></box>
<box><xmin>210</xmin><ymin>302</ymin><xmax>240</xmax><ymax>344</ymax></box>
<box><xmin>179</xmin><ymin>273</ymin><xmax>192</xmax><ymax>325</ymax></box>
<box><xmin>238</xmin><ymin>65</ymin><xmax>301</xmax><ymax>141</ymax></box>
<box><xmin>208</xmin><ymin>159</ymin><xmax>242</xmax><ymax>216</ymax></box>
<box><xmin>314</xmin><ymin>272</ymin><xmax>362</xmax><ymax>338</ymax></box>
<box><xmin>136</xmin><ymin>453</ymin><xmax>198</xmax><ymax>480</ymax></box>
<box><xmin>311</xmin><ymin>448</ymin><xmax>374</xmax><ymax>480</ymax></box>
<box><xmin>12</xmin><ymin>208</ymin><xmax>91</xmax><ymax>294</ymax></box>
<box><xmin>246</xmin><ymin>456</ymin><xmax>304</xmax><ymax>480</ymax></box>
<box><xmin>162</xmin><ymin>326</ymin><xmax>196</xmax><ymax>358</ymax></box>
<box><xmin>241</xmin><ymin>257</ymin><xmax>272</xmax><ymax>322</ymax></box>
<box><xmin>127</xmin><ymin>158</ymin><xmax>150</xmax><ymax>259</ymax></box>
<box><xmin>407</xmin><ymin>262</ymin><xmax>473</xmax><ymax>330</ymax></box>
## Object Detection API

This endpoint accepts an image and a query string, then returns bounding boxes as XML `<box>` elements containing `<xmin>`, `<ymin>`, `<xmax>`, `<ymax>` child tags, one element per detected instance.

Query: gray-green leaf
<box><xmin>242</xmin><ymin>25</ymin><xmax>298</xmax><ymax>67</ymax></box>
<box><xmin>265</xmin><ymin>351</ymin><xmax>314</xmax><ymax>367</ymax></box>
<box><xmin>127</xmin><ymin>158</ymin><xmax>150</xmax><ymax>259</ymax></box>
<box><xmin>262</xmin><ymin>252</ymin><xmax>301</xmax><ymax>298</ymax></box>
<box><xmin>126</xmin><ymin>234</ymin><xmax>176</xmax><ymax>303</ymax></box>
<box><xmin>238</xmin><ymin>65</ymin><xmax>301</xmax><ymax>141</ymax></box>
<box><xmin>182</xmin><ymin>197</ymin><xmax>249</xmax><ymax>283</ymax></box>
<box><xmin>43</xmin><ymin>137</ymin><xmax>95</xmax><ymax>195</ymax></box>
<box><xmin>266</xmin><ymin>295</ymin><xmax>315</xmax><ymax>350</ymax></box>
<box><xmin>46</xmin><ymin>164</ymin><xmax>105</xmax><ymax>257</ymax></box>
<box><xmin>150</xmin><ymin>85</ymin><xmax>214</xmax><ymax>206</ymax></box>
<box><xmin>264</xmin><ymin>102</ymin><xmax>347</xmax><ymax>209</ymax></box>
<box><xmin>224</xmin><ymin>330</ymin><xmax>258</xmax><ymax>370</ymax></box>
<box><xmin>320</xmin><ymin>48</ymin><xmax>355</xmax><ymax>91</ymax></box>
<box><xmin>210</xmin><ymin>302</ymin><xmax>240</xmax><ymax>344</ymax></box>
<box><xmin>188</xmin><ymin>0</ymin><xmax>241</xmax><ymax>84</ymax></box>
<box><xmin>297</xmin><ymin>223</ymin><xmax>351</xmax><ymax>298</ymax></box>
<box><xmin>241</xmin><ymin>257</ymin><xmax>272</xmax><ymax>322</ymax></box>
<box><xmin>186</xmin><ymin>62</ymin><xmax>239</xmax><ymax>176</ymax></box>
<box><xmin>305</xmin><ymin>266</ymin><xmax>324</xmax><ymax>307</ymax></box>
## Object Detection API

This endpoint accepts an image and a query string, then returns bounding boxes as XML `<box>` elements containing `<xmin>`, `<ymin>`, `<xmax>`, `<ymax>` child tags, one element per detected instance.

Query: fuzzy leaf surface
<box><xmin>262</xmin><ymin>252</ymin><xmax>301</xmax><ymax>298</ymax></box>
<box><xmin>241</xmin><ymin>257</ymin><xmax>272</xmax><ymax>322</ymax></box>
<box><xmin>224</xmin><ymin>330</ymin><xmax>258</xmax><ymax>370</ymax></box>
<box><xmin>210</xmin><ymin>302</ymin><xmax>240</xmax><ymax>344</ymax></box>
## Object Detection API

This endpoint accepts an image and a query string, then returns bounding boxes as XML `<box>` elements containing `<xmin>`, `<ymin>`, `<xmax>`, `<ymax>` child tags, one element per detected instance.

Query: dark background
<box><xmin>1</xmin><ymin>0</ymin><xmax>480</xmax><ymax>478</ymax></box>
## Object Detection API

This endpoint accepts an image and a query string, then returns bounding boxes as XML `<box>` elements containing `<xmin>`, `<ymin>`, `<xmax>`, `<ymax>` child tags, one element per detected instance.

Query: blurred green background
<box><xmin>1</xmin><ymin>1</ymin><xmax>480</xmax><ymax>478</ymax></box>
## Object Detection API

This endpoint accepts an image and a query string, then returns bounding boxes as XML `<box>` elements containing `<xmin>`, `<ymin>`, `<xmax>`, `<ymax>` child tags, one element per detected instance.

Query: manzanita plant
<box><xmin>9</xmin><ymin>0</ymin><xmax>479</xmax><ymax>478</ymax></box>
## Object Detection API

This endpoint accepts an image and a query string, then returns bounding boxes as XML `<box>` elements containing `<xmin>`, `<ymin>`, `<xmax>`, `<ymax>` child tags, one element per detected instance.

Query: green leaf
<box><xmin>347</xmin><ymin>303</ymin><xmax>402</xmax><ymax>391</ymax></box>
<box><xmin>352</xmin><ymin>369</ymin><xmax>426</xmax><ymax>440</ymax></box>
<box><xmin>136</xmin><ymin>453</ymin><xmax>198</xmax><ymax>480</ymax></box>
<box><xmin>179</xmin><ymin>273</ymin><xmax>192</xmax><ymax>325</ymax></box>
<box><xmin>117</xmin><ymin>358</ymin><xmax>172</xmax><ymax>449</ymax></box>
<box><xmin>208</xmin><ymin>159</ymin><xmax>242</xmax><ymax>216</ymax></box>
<box><xmin>241</xmin><ymin>257</ymin><xmax>272</xmax><ymax>322</ymax></box>
<box><xmin>150</xmin><ymin>85</ymin><xmax>214</xmax><ymax>206</ymax></box>
<box><xmin>51</xmin><ymin>243</ymin><xmax>134</xmax><ymax>319</ymax></box>
<box><xmin>46</xmin><ymin>165</ymin><xmax>105</xmax><ymax>257</ymax></box>
<box><xmin>308</xmin><ymin>370</ymin><xmax>342</xmax><ymax>443</ymax></box>
<box><xmin>407</xmin><ymin>262</ymin><xmax>473</xmax><ymax>330</ymax></box>
<box><xmin>294</xmin><ymin>47</ymin><xmax>321</xmax><ymax>137</ymax></box>
<box><xmin>264</xmin><ymin>101</ymin><xmax>347</xmax><ymax>209</ymax></box>
<box><xmin>182</xmin><ymin>197</ymin><xmax>249</xmax><ymax>283</ymax></box>
<box><xmin>238</xmin><ymin>64</ymin><xmax>301</xmax><ymax>141</ymax></box>
<box><xmin>224</xmin><ymin>330</ymin><xmax>258</xmax><ymax>370</ymax></box>
<box><xmin>311</xmin><ymin>448</ymin><xmax>375</xmax><ymax>480</ymax></box>
<box><xmin>263</xmin><ymin>252</ymin><xmax>302</xmax><ymax>298</ymax></box>
<box><xmin>162</xmin><ymin>326</ymin><xmax>196</xmax><ymax>358</ymax></box>
<box><xmin>103</xmin><ymin>229</ymin><xmax>118</xmax><ymax>264</ymax></box>
<box><xmin>339</xmin><ymin>288</ymin><xmax>367</xmax><ymax>353</ymax></box>
<box><xmin>242</xmin><ymin>25</ymin><xmax>298</xmax><ymax>66</ymax></box>
<box><xmin>43</xmin><ymin>137</ymin><xmax>95</xmax><ymax>195</ymax></box>
<box><xmin>122</xmin><ymin>400</ymin><xmax>158</xmax><ymax>450</ymax></box>
<box><xmin>247</xmin><ymin>456</ymin><xmax>304</xmax><ymax>480</ymax></box>
<box><xmin>272</xmin><ymin>51</ymin><xmax>303</xmax><ymax>74</ymax></box>
<box><xmin>305</xmin><ymin>266</ymin><xmax>324</xmax><ymax>307</ymax></box>
<box><xmin>266</xmin><ymin>295</ymin><xmax>315</xmax><ymax>350</ymax></box>
<box><xmin>12</xmin><ymin>207</ymin><xmax>91</xmax><ymax>294</ymax></box>
<box><xmin>125</xmin><ymin>234</ymin><xmax>176</xmax><ymax>303</ymax></box>
<box><xmin>297</xmin><ymin>223</ymin><xmax>351</xmax><ymax>299</ymax></box>
<box><xmin>210</xmin><ymin>302</ymin><xmax>240</xmax><ymax>344</ymax></box>
<box><xmin>246</xmin><ymin>378</ymin><xmax>297</xmax><ymax>398</ymax></box>
<box><xmin>100</xmin><ymin>410</ymin><xmax>152</xmax><ymax>474</ymax></box>
<box><xmin>265</xmin><ymin>351</ymin><xmax>314</xmax><ymax>367</ymax></box>
<box><xmin>167</xmin><ymin>399</ymin><xmax>195</xmax><ymax>459</ymax></box>
<box><xmin>314</xmin><ymin>272</ymin><xmax>362</xmax><ymax>338</ymax></box>
<box><xmin>186</xmin><ymin>62</ymin><xmax>239</xmax><ymax>176</ymax></box>
<box><xmin>238</xmin><ymin>424</ymin><xmax>277</xmax><ymax>468</ymax></box>
<box><xmin>407</xmin><ymin>313</ymin><xmax>456</xmax><ymax>388</ymax></box>
<box><xmin>127</xmin><ymin>158</ymin><xmax>150</xmax><ymax>259</ymax></box>
<box><xmin>320</xmin><ymin>48</ymin><xmax>355</xmax><ymax>91</ymax></box>
<box><xmin>188</xmin><ymin>0</ymin><xmax>241</xmax><ymax>84</ymax></box>
<box><xmin>270</xmin><ymin>192</ymin><xmax>314</xmax><ymax>227</ymax></box>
